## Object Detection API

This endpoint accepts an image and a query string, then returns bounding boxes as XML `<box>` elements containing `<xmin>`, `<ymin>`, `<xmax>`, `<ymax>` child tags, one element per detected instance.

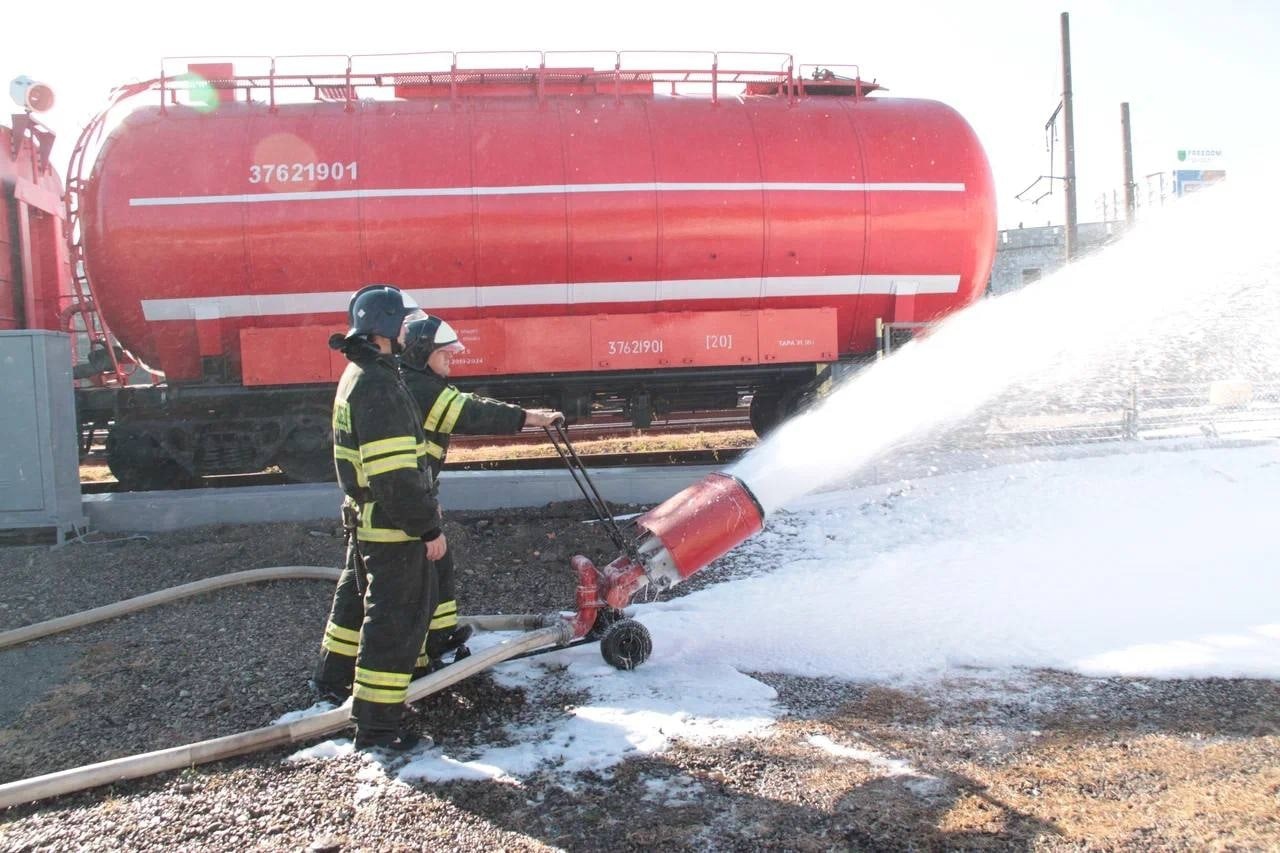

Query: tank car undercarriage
<box><xmin>79</xmin><ymin>363</ymin><xmax>827</xmax><ymax>489</ymax></box>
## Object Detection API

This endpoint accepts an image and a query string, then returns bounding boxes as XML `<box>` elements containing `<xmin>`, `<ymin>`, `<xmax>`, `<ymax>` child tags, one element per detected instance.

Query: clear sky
<box><xmin>10</xmin><ymin>0</ymin><xmax>1277</xmax><ymax>229</ymax></box>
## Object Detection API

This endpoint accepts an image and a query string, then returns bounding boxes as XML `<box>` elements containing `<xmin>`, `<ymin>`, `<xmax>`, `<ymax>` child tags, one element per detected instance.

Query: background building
<box><xmin>987</xmin><ymin>221</ymin><xmax>1125</xmax><ymax>297</ymax></box>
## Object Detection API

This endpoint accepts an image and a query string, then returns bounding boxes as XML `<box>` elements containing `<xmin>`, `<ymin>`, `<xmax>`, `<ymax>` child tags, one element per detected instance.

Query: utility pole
<box><xmin>1061</xmin><ymin>11</ymin><xmax>1078</xmax><ymax>261</ymax></box>
<box><xmin>1120</xmin><ymin>102</ymin><xmax>1136</xmax><ymax>225</ymax></box>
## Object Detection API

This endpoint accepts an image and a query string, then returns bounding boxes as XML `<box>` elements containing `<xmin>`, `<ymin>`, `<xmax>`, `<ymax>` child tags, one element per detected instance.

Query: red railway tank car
<box><xmin>67</xmin><ymin>53</ymin><xmax>996</xmax><ymax>487</ymax></box>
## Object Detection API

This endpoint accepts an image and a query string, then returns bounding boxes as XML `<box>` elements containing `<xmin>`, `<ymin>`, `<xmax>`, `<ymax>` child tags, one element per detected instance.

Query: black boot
<box><xmin>421</xmin><ymin>641</ymin><xmax>472</xmax><ymax>676</ymax></box>
<box><xmin>415</xmin><ymin>625</ymin><xmax>475</xmax><ymax>678</ymax></box>
<box><xmin>437</xmin><ymin>624</ymin><xmax>473</xmax><ymax>655</ymax></box>
<box><xmin>353</xmin><ymin>700</ymin><xmax>430</xmax><ymax>752</ymax></box>
<box><xmin>354</xmin><ymin>727</ymin><xmax>429</xmax><ymax>752</ymax></box>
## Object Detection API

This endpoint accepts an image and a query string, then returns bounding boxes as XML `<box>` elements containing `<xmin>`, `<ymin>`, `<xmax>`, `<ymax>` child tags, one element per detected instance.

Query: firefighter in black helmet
<box><xmin>399</xmin><ymin>315</ymin><xmax>562</xmax><ymax>672</ymax></box>
<box><xmin>311</xmin><ymin>284</ymin><xmax>445</xmax><ymax>752</ymax></box>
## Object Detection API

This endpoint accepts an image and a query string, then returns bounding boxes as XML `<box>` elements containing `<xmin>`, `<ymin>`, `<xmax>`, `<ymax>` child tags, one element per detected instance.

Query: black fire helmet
<box><xmin>344</xmin><ymin>284</ymin><xmax>424</xmax><ymax>341</ymax></box>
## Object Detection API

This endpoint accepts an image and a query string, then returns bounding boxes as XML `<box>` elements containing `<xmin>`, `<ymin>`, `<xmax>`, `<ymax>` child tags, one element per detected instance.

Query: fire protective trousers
<box><xmin>424</xmin><ymin>548</ymin><xmax>459</xmax><ymax>659</ymax></box>
<box><xmin>313</xmin><ymin>536</ymin><xmax>437</xmax><ymax>736</ymax></box>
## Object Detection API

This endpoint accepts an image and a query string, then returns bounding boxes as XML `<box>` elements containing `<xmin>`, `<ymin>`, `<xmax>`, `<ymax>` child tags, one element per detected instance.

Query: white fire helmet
<box><xmin>429</xmin><ymin>318</ymin><xmax>466</xmax><ymax>354</ymax></box>
<box><xmin>402</xmin><ymin>314</ymin><xmax>466</xmax><ymax>369</ymax></box>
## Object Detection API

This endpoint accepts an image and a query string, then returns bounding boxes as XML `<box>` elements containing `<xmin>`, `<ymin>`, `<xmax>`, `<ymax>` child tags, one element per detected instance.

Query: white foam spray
<box><xmin>732</xmin><ymin>180</ymin><xmax>1280</xmax><ymax>514</ymax></box>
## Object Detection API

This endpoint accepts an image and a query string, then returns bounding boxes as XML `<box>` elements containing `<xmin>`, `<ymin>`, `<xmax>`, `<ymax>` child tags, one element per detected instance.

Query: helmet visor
<box><xmin>398</xmin><ymin>293</ymin><xmax>427</xmax><ymax>344</ymax></box>
<box><xmin>434</xmin><ymin>318</ymin><xmax>466</xmax><ymax>354</ymax></box>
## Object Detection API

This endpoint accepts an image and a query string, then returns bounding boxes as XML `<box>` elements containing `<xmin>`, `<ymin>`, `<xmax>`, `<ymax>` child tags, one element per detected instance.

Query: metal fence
<box><xmin>961</xmin><ymin>380</ymin><xmax>1280</xmax><ymax>447</ymax></box>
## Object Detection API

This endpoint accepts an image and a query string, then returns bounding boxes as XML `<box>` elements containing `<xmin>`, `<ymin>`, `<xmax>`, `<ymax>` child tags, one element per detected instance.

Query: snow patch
<box><xmin>286</xmin><ymin>738</ymin><xmax>353</xmax><ymax>762</ymax></box>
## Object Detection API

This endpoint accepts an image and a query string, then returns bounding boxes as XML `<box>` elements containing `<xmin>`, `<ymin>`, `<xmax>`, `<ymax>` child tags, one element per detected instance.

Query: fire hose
<box><xmin>0</xmin><ymin>565</ymin><xmax>581</xmax><ymax>810</ymax></box>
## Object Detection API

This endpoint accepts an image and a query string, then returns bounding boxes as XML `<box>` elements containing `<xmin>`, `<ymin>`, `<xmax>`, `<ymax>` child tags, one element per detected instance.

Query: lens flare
<box><xmin>250</xmin><ymin>133</ymin><xmax>320</xmax><ymax>191</ymax></box>
<box><xmin>176</xmin><ymin>73</ymin><xmax>221</xmax><ymax>114</ymax></box>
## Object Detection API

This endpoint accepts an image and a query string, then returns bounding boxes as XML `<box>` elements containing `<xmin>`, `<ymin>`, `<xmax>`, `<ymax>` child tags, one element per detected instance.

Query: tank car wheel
<box><xmin>599</xmin><ymin>619</ymin><xmax>652</xmax><ymax>670</ymax></box>
<box><xmin>276</xmin><ymin>410</ymin><xmax>336</xmax><ymax>483</ymax></box>
<box><xmin>749</xmin><ymin>389</ymin><xmax>785</xmax><ymax>437</ymax></box>
<box><xmin>749</xmin><ymin>383</ymin><xmax>812</xmax><ymax>437</ymax></box>
<box><xmin>106</xmin><ymin>424</ymin><xmax>196</xmax><ymax>491</ymax></box>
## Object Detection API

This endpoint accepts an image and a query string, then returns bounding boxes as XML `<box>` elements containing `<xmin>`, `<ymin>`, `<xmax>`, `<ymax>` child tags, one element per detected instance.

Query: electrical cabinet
<box><xmin>0</xmin><ymin>331</ymin><xmax>87</xmax><ymax>543</ymax></box>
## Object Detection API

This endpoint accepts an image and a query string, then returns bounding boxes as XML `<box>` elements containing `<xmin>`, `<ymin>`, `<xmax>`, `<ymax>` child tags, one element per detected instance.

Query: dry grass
<box><xmin>449</xmin><ymin>428</ymin><xmax>758</xmax><ymax>462</ymax></box>
<box><xmin>78</xmin><ymin>462</ymin><xmax>115</xmax><ymax>482</ymax></box>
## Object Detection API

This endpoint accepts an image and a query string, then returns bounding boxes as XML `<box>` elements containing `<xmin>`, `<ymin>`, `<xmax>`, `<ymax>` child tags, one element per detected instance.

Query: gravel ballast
<box><xmin>1</xmin><ymin>507</ymin><xmax>1278</xmax><ymax>851</ymax></box>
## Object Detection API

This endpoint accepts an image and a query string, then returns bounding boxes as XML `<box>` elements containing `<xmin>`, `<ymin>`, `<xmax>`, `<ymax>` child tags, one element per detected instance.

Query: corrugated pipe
<box><xmin>0</xmin><ymin>566</ymin><xmax>571</xmax><ymax>810</ymax></box>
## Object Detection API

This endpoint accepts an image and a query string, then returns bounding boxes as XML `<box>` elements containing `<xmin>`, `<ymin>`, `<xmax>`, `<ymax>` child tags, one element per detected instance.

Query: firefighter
<box><xmin>399</xmin><ymin>315</ymin><xmax>563</xmax><ymax>672</ymax></box>
<box><xmin>311</xmin><ymin>284</ymin><xmax>446</xmax><ymax>752</ymax></box>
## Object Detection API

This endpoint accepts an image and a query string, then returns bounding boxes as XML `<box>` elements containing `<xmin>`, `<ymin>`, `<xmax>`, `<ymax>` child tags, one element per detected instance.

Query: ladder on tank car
<box><xmin>63</xmin><ymin>80</ymin><xmax>157</xmax><ymax>387</ymax></box>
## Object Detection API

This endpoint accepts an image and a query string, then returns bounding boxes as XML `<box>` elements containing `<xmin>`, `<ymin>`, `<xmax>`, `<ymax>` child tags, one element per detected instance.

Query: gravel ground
<box><xmin>1</xmin><ymin>506</ymin><xmax>1278</xmax><ymax>851</ymax></box>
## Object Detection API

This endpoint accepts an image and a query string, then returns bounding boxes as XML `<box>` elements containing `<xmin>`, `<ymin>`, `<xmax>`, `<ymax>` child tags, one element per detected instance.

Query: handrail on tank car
<box><xmin>153</xmin><ymin>50</ymin><xmax>803</xmax><ymax>108</ymax></box>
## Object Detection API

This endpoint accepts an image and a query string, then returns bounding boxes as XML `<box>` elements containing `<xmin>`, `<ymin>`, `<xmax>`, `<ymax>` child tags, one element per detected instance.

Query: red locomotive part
<box><xmin>0</xmin><ymin>117</ymin><xmax>71</xmax><ymax>334</ymax></box>
<box><xmin>80</xmin><ymin>58</ymin><xmax>995</xmax><ymax>385</ymax></box>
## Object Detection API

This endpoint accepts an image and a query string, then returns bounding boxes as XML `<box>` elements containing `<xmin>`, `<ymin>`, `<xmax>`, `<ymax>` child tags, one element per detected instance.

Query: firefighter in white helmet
<box><xmin>399</xmin><ymin>315</ymin><xmax>563</xmax><ymax>672</ymax></box>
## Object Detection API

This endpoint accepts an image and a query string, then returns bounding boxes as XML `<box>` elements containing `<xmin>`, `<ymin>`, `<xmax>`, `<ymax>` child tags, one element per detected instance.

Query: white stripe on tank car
<box><xmin>128</xmin><ymin>181</ymin><xmax>967</xmax><ymax>207</ymax></box>
<box><xmin>139</xmin><ymin>274</ymin><xmax>962</xmax><ymax>321</ymax></box>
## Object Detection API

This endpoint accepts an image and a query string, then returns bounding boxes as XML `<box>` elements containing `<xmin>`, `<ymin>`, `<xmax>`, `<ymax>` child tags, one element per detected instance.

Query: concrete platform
<box><xmin>81</xmin><ymin>466</ymin><xmax>722</xmax><ymax>533</ymax></box>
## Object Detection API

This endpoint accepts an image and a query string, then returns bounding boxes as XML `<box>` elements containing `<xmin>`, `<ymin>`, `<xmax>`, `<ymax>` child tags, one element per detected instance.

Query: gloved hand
<box><xmin>525</xmin><ymin>409</ymin><xmax>565</xmax><ymax>428</ymax></box>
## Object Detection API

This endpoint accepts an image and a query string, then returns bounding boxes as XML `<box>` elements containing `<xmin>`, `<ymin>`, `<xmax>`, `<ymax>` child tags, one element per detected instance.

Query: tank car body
<box><xmin>71</xmin><ymin>55</ymin><xmax>996</xmax><ymax>486</ymax></box>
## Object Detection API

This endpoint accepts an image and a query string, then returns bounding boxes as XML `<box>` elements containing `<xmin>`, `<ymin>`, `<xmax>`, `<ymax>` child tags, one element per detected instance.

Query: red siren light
<box><xmin>10</xmin><ymin>76</ymin><xmax>55</xmax><ymax>113</ymax></box>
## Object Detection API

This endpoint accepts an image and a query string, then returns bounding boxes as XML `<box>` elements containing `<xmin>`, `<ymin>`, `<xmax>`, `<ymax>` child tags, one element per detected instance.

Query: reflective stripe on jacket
<box><xmin>400</xmin><ymin>366</ymin><xmax>526</xmax><ymax>476</ymax></box>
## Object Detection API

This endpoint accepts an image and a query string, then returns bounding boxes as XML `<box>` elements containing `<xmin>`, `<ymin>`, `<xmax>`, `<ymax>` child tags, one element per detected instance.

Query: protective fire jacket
<box><xmin>399</xmin><ymin>366</ymin><xmax>526</xmax><ymax>474</ymax></box>
<box><xmin>331</xmin><ymin>336</ymin><xmax>441</xmax><ymax>543</ymax></box>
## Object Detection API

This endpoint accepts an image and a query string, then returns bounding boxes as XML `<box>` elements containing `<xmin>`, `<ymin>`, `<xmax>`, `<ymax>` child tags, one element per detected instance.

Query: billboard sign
<box><xmin>1174</xmin><ymin>150</ymin><xmax>1225</xmax><ymax>197</ymax></box>
<box><xmin>1174</xmin><ymin>169</ymin><xmax>1226</xmax><ymax>197</ymax></box>
<box><xmin>1176</xmin><ymin>148</ymin><xmax>1224</xmax><ymax>168</ymax></box>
